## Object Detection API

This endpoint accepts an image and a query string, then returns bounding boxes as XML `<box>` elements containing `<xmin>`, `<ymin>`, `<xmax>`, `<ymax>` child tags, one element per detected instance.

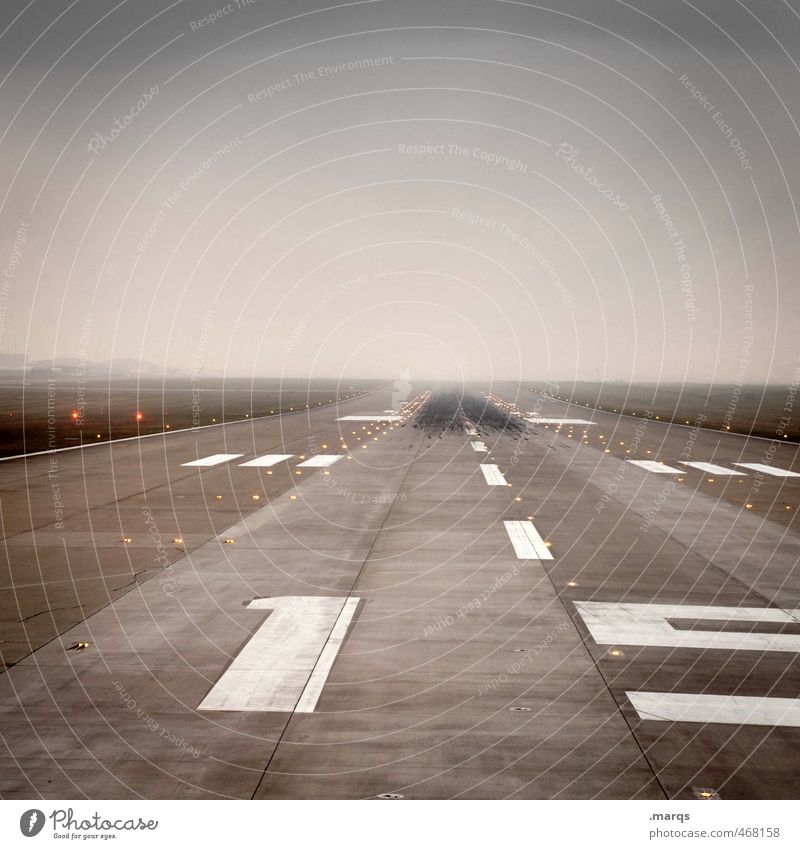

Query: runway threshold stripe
<box><xmin>503</xmin><ymin>520</ymin><xmax>553</xmax><ymax>560</ymax></box>
<box><xmin>680</xmin><ymin>462</ymin><xmax>740</xmax><ymax>475</ymax></box>
<box><xmin>298</xmin><ymin>454</ymin><xmax>344</xmax><ymax>467</ymax></box>
<box><xmin>628</xmin><ymin>691</ymin><xmax>800</xmax><ymax>727</ymax></box>
<box><xmin>295</xmin><ymin>597</ymin><xmax>360</xmax><ymax>713</ymax></box>
<box><xmin>181</xmin><ymin>453</ymin><xmax>243</xmax><ymax>467</ymax></box>
<box><xmin>480</xmin><ymin>464</ymin><xmax>508</xmax><ymax>485</ymax></box>
<box><xmin>471</xmin><ymin>441</ymin><xmax>488</xmax><ymax>452</ymax></box>
<box><xmin>625</xmin><ymin>459</ymin><xmax>682</xmax><ymax>473</ymax></box>
<box><xmin>526</xmin><ymin>418</ymin><xmax>595</xmax><ymax>425</ymax></box>
<box><xmin>239</xmin><ymin>454</ymin><xmax>294</xmax><ymax>467</ymax></box>
<box><xmin>198</xmin><ymin>596</ymin><xmax>354</xmax><ymax>712</ymax></box>
<box><xmin>733</xmin><ymin>462</ymin><xmax>800</xmax><ymax>478</ymax></box>
<box><xmin>337</xmin><ymin>415</ymin><xmax>402</xmax><ymax>421</ymax></box>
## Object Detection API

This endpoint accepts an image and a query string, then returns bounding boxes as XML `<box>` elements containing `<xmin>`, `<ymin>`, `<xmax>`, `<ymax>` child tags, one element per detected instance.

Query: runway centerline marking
<box><xmin>181</xmin><ymin>453</ymin><xmax>243</xmax><ymax>467</ymax></box>
<box><xmin>503</xmin><ymin>520</ymin><xmax>553</xmax><ymax>560</ymax></box>
<box><xmin>297</xmin><ymin>454</ymin><xmax>344</xmax><ymax>467</ymax></box>
<box><xmin>239</xmin><ymin>454</ymin><xmax>294</xmax><ymax>467</ymax></box>
<box><xmin>480</xmin><ymin>464</ymin><xmax>508</xmax><ymax>485</ymax></box>
<box><xmin>625</xmin><ymin>459</ymin><xmax>682</xmax><ymax>473</ymax></box>
<box><xmin>574</xmin><ymin>601</ymin><xmax>800</xmax><ymax>652</ymax></box>
<box><xmin>679</xmin><ymin>462</ymin><xmax>741</xmax><ymax>475</ymax></box>
<box><xmin>627</xmin><ymin>692</ymin><xmax>800</xmax><ymax>728</ymax></box>
<box><xmin>198</xmin><ymin>596</ymin><xmax>359</xmax><ymax>712</ymax></box>
<box><xmin>733</xmin><ymin>462</ymin><xmax>800</xmax><ymax>478</ymax></box>
<box><xmin>471</xmin><ymin>441</ymin><xmax>488</xmax><ymax>452</ymax></box>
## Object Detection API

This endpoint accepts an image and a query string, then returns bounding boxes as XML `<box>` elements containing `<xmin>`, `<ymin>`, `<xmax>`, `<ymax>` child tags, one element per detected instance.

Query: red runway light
<box><xmin>135</xmin><ymin>411</ymin><xmax>144</xmax><ymax>421</ymax></box>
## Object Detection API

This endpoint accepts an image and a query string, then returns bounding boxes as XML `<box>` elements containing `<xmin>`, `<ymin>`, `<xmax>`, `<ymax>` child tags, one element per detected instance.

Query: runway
<box><xmin>1</xmin><ymin>388</ymin><xmax>799</xmax><ymax>799</ymax></box>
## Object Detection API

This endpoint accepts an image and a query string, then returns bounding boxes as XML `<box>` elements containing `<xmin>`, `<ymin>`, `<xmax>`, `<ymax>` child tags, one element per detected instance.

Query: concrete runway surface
<box><xmin>1</xmin><ymin>388</ymin><xmax>799</xmax><ymax>799</ymax></box>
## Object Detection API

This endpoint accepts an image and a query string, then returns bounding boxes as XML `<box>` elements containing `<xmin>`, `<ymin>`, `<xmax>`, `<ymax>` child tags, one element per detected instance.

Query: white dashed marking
<box><xmin>733</xmin><ymin>463</ymin><xmax>800</xmax><ymax>478</ymax></box>
<box><xmin>239</xmin><ymin>454</ymin><xmax>294</xmax><ymax>467</ymax></box>
<box><xmin>480</xmin><ymin>464</ymin><xmax>508</xmax><ymax>485</ymax></box>
<box><xmin>503</xmin><ymin>520</ymin><xmax>553</xmax><ymax>560</ymax></box>
<box><xmin>181</xmin><ymin>453</ymin><xmax>243</xmax><ymax>467</ymax></box>
<box><xmin>298</xmin><ymin>455</ymin><xmax>344</xmax><ymax>467</ymax></box>
<box><xmin>625</xmin><ymin>460</ymin><xmax>682</xmax><ymax>473</ymax></box>
<box><xmin>680</xmin><ymin>462</ymin><xmax>740</xmax><ymax>475</ymax></box>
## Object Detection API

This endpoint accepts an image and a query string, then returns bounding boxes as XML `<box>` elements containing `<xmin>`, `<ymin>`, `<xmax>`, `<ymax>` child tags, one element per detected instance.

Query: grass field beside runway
<box><xmin>0</xmin><ymin>376</ymin><xmax>379</xmax><ymax>458</ymax></box>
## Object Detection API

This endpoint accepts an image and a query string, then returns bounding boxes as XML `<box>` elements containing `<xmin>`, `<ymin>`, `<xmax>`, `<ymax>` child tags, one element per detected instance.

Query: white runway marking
<box><xmin>625</xmin><ymin>460</ymin><xmax>682</xmax><ymax>473</ymax></box>
<box><xmin>733</xmin><ymin>462</ymin><xmax>800</xmax><ymax>478</ymax></box>
<box><xmin>198</xmin><ymin>596</ymin><xmax>359</xmax><ymax>712</ymax></box>
<box><xmin>239</xmin><ymin>454</ymin><xmax>294</xmax><ymax>467</ymax></box>
<box><xmin>680</xmin><ymin>462</ymin><xmax>740</xmax><ymax>475</ymax></box>
<box><xmin>503</xmin><ymin>520</ymin><xmax>553</xmax><ymax>560</ymax></box>
<box><xmin>628</xmin><ymin>691</ymin><xmax>800</xmax><ymax>728</ymax></box>
<box><xmin>480</xmin><ymin>464</ymin><xmax>508</xmax><ymax>485</ymax></box>
<box><xmin>295</xmin><ymin>597</ymin><xmax>360</xmax><ymax>712</ymax></box>
<box><xmin>181</xmin><ymin>453</ymin><xmax>243</xmax><ymax>467</ymax></box>
<box><xmin>574</xmin><ymin>601</ymin><xmax>800</xmax><ymax>652</ymax></box>
<box><xmin>465</xmin><ymin>427</ymin><xmax>478</xmax><ymax>436</ymax></box>
<box><xmin>337</xmin><ymin>415</ymin><xmax>402</xmax><ymax>421</ymax></box>
<box><xmin>298</xmin><ymin>454</ymin><xmax>344</xmax><ymax>467</ymax></box>
<box><xmin>471</xmin><ymin>441</ymin><xmax>488</xmax><ymax>452</ymax></box>
<box><xmin>526</xmin><ymin>418</ymin><xmax>595</xmax><ymax>425</ymax></box>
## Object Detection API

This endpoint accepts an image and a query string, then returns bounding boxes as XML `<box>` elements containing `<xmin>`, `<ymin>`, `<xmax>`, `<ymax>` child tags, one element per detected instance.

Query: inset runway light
<box><xmin>223</xmin><ymin>538</ymin><xmax>235</xmax><ymax>545</ymax></box>
<box><xmin>746</xmin><ymin>503</ymin><xmax>753</xmax><ymax>509</ymax></box>
<box><xmin>215</xmin><ymin>495</ymin><xmax>223</xmax><ymax>500</ymax></box>
<box><xmin>566</xmin><ymin>581</ymin><xmax>578</xmax><ymax>588</ymax></box>
<box><xmin>252</xmin><ymin>495</ymin><xmax>260</xmax><ymax>500</ymax></box>
<box><xmin>121</xmin><ymin>537</ymin><xmax>132</xmax><ymax>543</ymax></box>
<box><xmin>693</xmin><ymin>787</ymin><xmax>720</xmax><ymax>800</ymax></box>
<box><xmin>67</xmin><ymin>641</ymin><xmax>90</xmax><ymax>651</ymax></box>
<box><xmin>510</xmin><ymin>706</ymin><xmax>532</xmax><ymax>712</ymax></box>
<box><xmin>173</xmin><ymin>537</ymin><xmax>183</xmax><ymax>544</ymax></box>
<box><xmin>608</xmin><ymin>649</ymin><xmax>623</xmax><ymax>657</ymax></box>
<box><xmin>289</xmin><ymin>495</ymin><xmax>297</xmax><ymax>501</ymax></box>
<box><xmin>377</xmin><ymin>793</ymin><xmax>405</xmax><ymax>800</ymax></box>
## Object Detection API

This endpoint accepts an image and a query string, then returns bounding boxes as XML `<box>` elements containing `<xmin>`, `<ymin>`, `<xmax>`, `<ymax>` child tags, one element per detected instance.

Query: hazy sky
<box><xmin>1</xmin><ymin>0</ymin><xmax>799</xmax><ymax>384</ymax></box>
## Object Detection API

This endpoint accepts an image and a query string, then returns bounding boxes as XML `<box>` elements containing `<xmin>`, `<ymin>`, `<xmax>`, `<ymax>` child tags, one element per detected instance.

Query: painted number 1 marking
<box><xmin>198</xmin><ymin>596</ymin><xmax>360</xmax><ymax>713</ymax></box>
